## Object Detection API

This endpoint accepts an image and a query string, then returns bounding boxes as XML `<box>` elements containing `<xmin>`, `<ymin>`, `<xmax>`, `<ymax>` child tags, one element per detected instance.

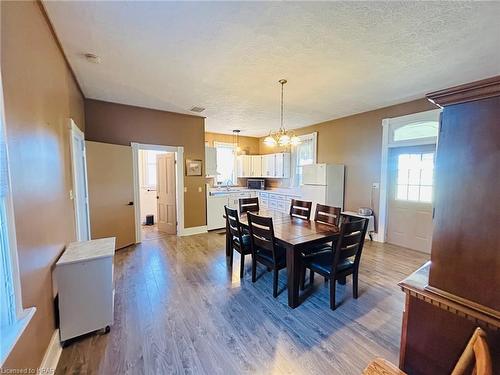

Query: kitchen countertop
<box><xmin>57</xmin><ymin>237</ymin><xmax>116</xmax><ymax>265</ymax></box>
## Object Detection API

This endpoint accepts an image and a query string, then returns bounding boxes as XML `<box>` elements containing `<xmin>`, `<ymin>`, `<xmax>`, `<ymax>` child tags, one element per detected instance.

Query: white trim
<box><xmin>378</xmin><ymin>109</ymin><xmax>441</xmax><ymax>243</ymax></box>
<box><xmin>39</xmin><ymin>329</ymin><xmax>62</xmax><ymax>372</ymax></box>
<box><xmin>69</xmin><ymin>119</ymin><xmax>91</xmax><ymax>241</ymax></box>
<box><xmin>179</xmin><ymin>225</ymin><xmax>207</xmax><ymax>236</ymax></box>
<box><xmin>132</xmin><ymin>143</ymin><xmax>184</xmax><ymax>242</ymax></box>
<box><xmin>0</xmin><ymin>307</ymin><xmax>36</xmax><ymax>366</ymax></box>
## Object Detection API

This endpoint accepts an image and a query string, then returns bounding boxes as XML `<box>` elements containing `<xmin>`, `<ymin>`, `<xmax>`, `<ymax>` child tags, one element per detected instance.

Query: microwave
<box><xmin>247</xmin><ymin>179</ymin><xmax>265</xmax><ymax>190</ymax></box>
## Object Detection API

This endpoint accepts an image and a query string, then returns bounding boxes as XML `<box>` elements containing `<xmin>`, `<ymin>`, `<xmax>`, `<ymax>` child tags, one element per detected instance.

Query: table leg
<box><xmin>286</xmin><ymin>245</ymin><xmax>300</xmax><ymax>308</ymax></box>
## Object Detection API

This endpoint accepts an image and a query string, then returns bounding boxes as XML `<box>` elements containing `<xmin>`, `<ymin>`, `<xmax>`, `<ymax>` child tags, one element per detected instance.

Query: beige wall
<box><xmin>259</xmin><ymin>98</ymin><xmax>437</xmax><ymax>218</ymax></box>
<box><xmin>1</xmin><ymin>1</ymin><xmax>85</xmax><ymax>369</ymax></box>
<box><xmin>205</xmin><ymin>132</ymin><xmax>260</xmax><ymax>155</ymax></box>
<box><xmin>85</xmin><ymin>99</ymin><xmax>206</xmax><ymax>228</ymax></box>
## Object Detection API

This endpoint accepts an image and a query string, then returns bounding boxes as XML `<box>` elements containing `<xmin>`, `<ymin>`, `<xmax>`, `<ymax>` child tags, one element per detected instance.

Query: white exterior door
<box><xmin>387</xmin><ymin>145</ymin><xmax>435</xmax><ymax>253</ymax></box>
<box><xmin>156</xmin><ymin>153</ymin><xmax>176</xmax><ymax>234</ymax></box>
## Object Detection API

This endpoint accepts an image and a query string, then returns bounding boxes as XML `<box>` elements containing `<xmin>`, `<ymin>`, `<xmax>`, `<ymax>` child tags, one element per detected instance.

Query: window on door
<box><xmin>214</xmin><ymin>142</ymin><xmax>236</xmax><ymax>185</ymax></box>
<box><xmin>395</xmin><ymin>152</ymin><xmax>434</xmax><ymax>203</ymax></box>
<box><xmin>291</xmin><ymin>132</ymin><xmax>317</xmax><ymax>187</ymax></box>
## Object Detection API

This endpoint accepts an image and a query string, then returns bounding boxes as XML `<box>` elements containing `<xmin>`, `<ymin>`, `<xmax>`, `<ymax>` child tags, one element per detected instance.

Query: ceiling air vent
<box><xmin>190</xmin><ymin>106</ymin><xmax>205</xmax><ymax>113</ymax></box>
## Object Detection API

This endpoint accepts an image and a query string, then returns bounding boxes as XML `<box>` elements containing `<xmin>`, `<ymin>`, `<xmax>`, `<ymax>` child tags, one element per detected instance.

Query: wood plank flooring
<box><xmin>56</xmin><ymin>231</ymin><xmax>428</xmax><ymax>375</ymax></box>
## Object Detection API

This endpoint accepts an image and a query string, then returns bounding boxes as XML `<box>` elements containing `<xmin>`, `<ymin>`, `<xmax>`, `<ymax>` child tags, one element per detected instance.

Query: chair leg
<box><xmin>353</xmin><ymin>271</ymin><xmax>359</xmax><ymax>299</ymax></box>
<box><xmin>251</xmin><ymin>257</ymin><xmax>257</xmax><ymax>283</ymax></box>
<box><xmin>309</xmin><ymin>270</ymin><xmax>314</xmax><ymax>286</ymax></box>
<box><xmin>338</xmin><ymin>276</ymin><xmax>346</xmax><ymax>285</ymax></box>
<box><xmin>300</xmin><ymin>265</ymin><xmax>306</xmax><ymax>291</ymax></box>
<box><xmin>240</xmin><ymin>253</ymin><xmax>245</xmax><ymax>278</ymax></box>
<box><xmin>329</xmin><ymin>278</ymin><xmax>337</xmax><ymax>310</ymax></box>
<box><xmin>324</xmin><ymin>276</ymin><xmax>328</xmax><ymax>283</ymax></box>
<box><xmin>229</xmin><ymin>248</ymin><xmax>234</xmax><ymax>270</ymax></box>
<box><xmin>273</xmin><ymin>269</ymin><xmax>279</xmax><ymax>298</ymax></box>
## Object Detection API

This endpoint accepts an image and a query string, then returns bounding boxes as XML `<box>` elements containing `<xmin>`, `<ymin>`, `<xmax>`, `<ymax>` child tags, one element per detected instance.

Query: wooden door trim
<box><xmin>131</xmin><ymin>143</ymin><xmax>184</xmax><ymax>242</ymax></box>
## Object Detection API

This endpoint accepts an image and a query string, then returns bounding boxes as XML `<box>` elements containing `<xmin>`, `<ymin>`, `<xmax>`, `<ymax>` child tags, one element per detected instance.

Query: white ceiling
<box><xmin>43</xmin><ymin>1</ymin><xmax>500</xmax><ymax>137</ymax></box>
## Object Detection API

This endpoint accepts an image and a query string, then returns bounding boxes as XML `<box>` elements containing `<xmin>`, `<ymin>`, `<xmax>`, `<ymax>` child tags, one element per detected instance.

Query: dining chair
<box><xmin>247</xmin><ymin>212</ymin><xmax>287</xmax><ymax>298</ymax></box>
<box><xmin>289</xmin><ymin>199</ymin><xmax>312</xmax><ymax>220</ymax></box>
<box><xmin>363</xmin><ymin>327</ymin><xmax>492</xmax><ymax>375</ymax></box>
<box><xmin>224</xmin><ymin>206</ymin><xmax>251</xmax><ymax>278</ymax></box>
<box><xmin>301</xmin><ymin>217</ymin><xmax>369</xmax><ymax>310</ymax></box>
<box><xmin>300</xmin><ymin>204</ymin><xmax>342</xmax><ymax>289</ymax></box>
<box><xmin>239</xmin><ymin>196</ymin><xmax>259</xmax><ymax>214</ymax></box>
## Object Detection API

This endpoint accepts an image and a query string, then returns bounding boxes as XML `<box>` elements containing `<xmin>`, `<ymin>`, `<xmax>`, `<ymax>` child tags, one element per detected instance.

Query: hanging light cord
<box><xmin>280</xmin><ymin>81</ymin><xmax>284</xmax><ymax>131</ymax></box>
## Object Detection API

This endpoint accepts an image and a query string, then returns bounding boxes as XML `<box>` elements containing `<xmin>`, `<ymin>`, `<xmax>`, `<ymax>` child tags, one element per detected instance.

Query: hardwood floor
<box><xmin>56</xmin><ymin>232</ymin><xmax>428</xmax><ymax>375</ymax></box>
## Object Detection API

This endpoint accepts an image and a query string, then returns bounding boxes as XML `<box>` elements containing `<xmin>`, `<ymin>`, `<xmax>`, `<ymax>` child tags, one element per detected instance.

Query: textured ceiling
<box><xmin>43</xmin><ymin>1</ymin><xmax>500</xmax><ymax>136</ymax></box>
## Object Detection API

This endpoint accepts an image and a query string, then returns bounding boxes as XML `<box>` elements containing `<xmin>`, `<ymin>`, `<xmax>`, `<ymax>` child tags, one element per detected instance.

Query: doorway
<box><xmin>132</xmin><ymin>143</ymin><xmax>184</xmax><ymax>242</ymax></box>
<box><xmin>378</xmin><ymin>109</ymin><xmax>441</xmax><ymax>252</ymax></box>
<box><xmin>69</xmin><ymin>119</ymin><xmax>91</xmax><ymax>241</ymax></box>
<box><xmin>137</xmin><ymin>150</ymin><xmax>176</xmax><ymax>239</ymax></box>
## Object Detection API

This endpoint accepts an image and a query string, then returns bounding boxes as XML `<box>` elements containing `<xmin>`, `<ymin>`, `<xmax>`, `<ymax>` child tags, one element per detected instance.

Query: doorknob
<box><xmin>127</xmin><ymin>202</ymin><xmax>134</xmax><ymax>206</ymax></box>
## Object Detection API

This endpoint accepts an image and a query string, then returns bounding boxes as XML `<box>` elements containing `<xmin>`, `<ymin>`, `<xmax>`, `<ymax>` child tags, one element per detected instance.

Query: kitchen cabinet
<box><xmin>251</xmin><ymin>155</ymin><xmax>262</xmax><ymax>177</ymax></box>
<box><xmin>205</xmin><ymin>146</ymin><xmax>217</xmax><ymax>177</ymax></box>
<box><xmin>206</xmin><ymin>190</ymin><xmax>257</xmax><ymax>230</ymax></box>
<box><xmin>261</xmin><ymin>154</ymin><xmax>276</xmax><ymax>177</ymax></box>
<box><xmin>237</xmin><ymin>155</ymin><xmax>252</xmax><ymax>177</ymax></box>
<box><xmin>258</xmin><ymin>190</ymin><xmax>297</xmax><ymax>213</ymax></box>
<box><xmin>274</xmin><ymin>153</ymin><xmax>290</xmax><ymax>178</ymax></box>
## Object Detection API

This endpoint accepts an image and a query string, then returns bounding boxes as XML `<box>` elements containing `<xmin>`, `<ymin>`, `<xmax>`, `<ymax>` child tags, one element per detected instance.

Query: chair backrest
<box><xmin>289</xmin><ymin>199</ymin><xmax>312</xmax><ymax>220</ymax></box>
<box><xmin>239</xmin><ymin>197</ymin><xmax>259</xmax><ymax>213</ymax></box>
<box><xmin>224</xmin><ymin>205</ymin><xmax>244</xmax><ymax>251</ymax></box>
<box><xmin>332</xmin><ymin>218</ymin><xmax>369</xmax><ymax>272</ymax></box>
<box><xmin>314</xmin><ymin>204</ymin><xmax>341</xmax><ymax>226</ymax></box>
<box><xmin>451</xmin><ymin>328</ymin><xmax>492</xmax><ymax>375</ymax></box>
<box><xmin>247</xmin><ymin>212</ymin><xmax>279</xmax><ymax>260</ymax></box>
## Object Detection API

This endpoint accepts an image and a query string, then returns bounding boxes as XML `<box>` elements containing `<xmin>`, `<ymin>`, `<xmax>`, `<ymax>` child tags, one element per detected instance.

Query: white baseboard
<box><xmin>179</xmin><ymin>225</ymin><xmax>208</xmax><ymax>236</ymax></box>
<box><xmin>40</xmin><ymin>329</ymin><xmax>62</xmax><ymax>372</ymax></box>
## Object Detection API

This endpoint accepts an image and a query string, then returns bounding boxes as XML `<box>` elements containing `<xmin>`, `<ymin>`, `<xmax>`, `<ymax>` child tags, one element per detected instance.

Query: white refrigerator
<box><xmin>300</xmin><ymin>163</ymin><xmax>345</xmax><ymax>212</ymax></box>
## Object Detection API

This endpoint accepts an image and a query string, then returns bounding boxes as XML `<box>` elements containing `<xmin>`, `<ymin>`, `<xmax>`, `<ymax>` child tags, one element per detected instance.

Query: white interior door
<box><xmin>156</xmin><ymin>153</ymin><xmax>176</xmax><ymax>234</ymax></box>
<box><xmin>387</xmin><ymin>145</ymin><xmax>435</xmax><ymax>253</ymax></box>
<box><xmin>70</xmin><ymin>121</ymin><xmax>91</xmax><ymax>241</ymax></box>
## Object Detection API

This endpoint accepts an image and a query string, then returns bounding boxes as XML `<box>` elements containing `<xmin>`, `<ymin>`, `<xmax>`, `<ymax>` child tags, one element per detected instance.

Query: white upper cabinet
<box><xmin>237</xmin><ymin>155</ymin><xmax>252</xmax><ymax>177</ymax></box>
<box><xmin>261</xmin><ymin>154</ymin><xmax>276</xmax><ymax>177</ymax></box>
<box><xmin>251</xmin><ymin>155</ymin><xmax>262</xmax><ymax>177</ymax></box>
<box><xmin>275</xmin><ymin>152</ymin><xmax>290</xmax><ymax>178</ymax></box>
<box><xmin>205</xmin><ymin>146</ymin><xmax>217</xmax><ymax>177</ymax></box>
<box><xmin>237</xmin><ymin>153</ymin><xmax>289</xmax><ymax>178</ymax></box>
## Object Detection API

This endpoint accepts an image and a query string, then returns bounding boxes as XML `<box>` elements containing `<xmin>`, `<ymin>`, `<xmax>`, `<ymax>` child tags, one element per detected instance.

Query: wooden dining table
<box><xmin>225</xmin><ymin>209</ymin><xmax>340</xmax><ymax>308</ymax></box>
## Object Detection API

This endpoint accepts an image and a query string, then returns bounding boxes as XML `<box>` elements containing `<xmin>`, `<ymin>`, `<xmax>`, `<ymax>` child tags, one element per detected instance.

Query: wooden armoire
<box><xmin>398</xmin><ymin>76</ymin><xmax>500</xmax><ymax>374</ymax></box>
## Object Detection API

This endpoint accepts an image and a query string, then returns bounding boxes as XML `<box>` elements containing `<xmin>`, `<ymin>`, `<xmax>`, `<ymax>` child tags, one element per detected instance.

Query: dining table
<box><xmin>225</xmin><ymin>209</ymin><xmax>340</xmax><ymax>308</ymax></box>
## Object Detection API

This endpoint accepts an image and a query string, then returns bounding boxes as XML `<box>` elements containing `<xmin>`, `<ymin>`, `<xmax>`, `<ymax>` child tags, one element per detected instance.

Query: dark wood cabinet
<box><xmin>398</xmin><ymin>76</ymin><xmax>500</xmax><ymax>375</ymax></box>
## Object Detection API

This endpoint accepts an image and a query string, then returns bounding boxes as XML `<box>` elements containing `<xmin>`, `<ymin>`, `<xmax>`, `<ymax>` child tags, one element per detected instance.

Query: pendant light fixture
<box><xmin>264</xmin><ymin>79</ymin><xmax>301</xmax><ymax>147</ymax></box>
<box><xmin>232</xmin><ymin>129</ymin><xmax>241</xmax><ymax>154</ymax></box>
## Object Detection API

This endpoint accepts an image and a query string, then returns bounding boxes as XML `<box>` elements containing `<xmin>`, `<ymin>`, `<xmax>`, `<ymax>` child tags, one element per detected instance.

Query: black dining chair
<box><xmin>300</xmin><ymin>204</ymin><xmax>342</xmax><ymax>288</ymax></box>
<box><xmin>289</xmin><ymin>199</ymin><xmax>312</xmax><ymax>220</ymax></box>
<box><xmin>239</xmin><ymin>197</ymin><xmax>259</xmax><ymax>214</ymax></box>
<box><xmin>247</xmin><ymin>212</ymin><xmax>287</xmax><ymax>298</ymax></box>
<box><xmin>224</xmin><ymin>206</ymin><xmax>252</xmax><ymax>278</ymax></box>
<box><xmin>301</xmin><ymin>218</ymin><xmax>369</xmax><ymax>310</ymax></box>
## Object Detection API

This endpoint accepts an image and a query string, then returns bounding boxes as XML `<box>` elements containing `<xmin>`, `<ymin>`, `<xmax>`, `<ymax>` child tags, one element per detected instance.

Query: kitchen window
<box><xmin>290</xmin><ymin>132</ymin><xmax>317</xmax><ymax>187</ymax></box>
<box><xmin>214</xmin><ymin>142</ymin><xmax>237</xmax><ymax>185</ymax></box>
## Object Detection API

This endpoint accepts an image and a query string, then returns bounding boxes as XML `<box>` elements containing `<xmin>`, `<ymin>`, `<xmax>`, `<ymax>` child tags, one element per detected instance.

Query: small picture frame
<box><xmin>185</xmin><ymin>159</ymin><xmax>202</xmax><ymax>176</ymax></box>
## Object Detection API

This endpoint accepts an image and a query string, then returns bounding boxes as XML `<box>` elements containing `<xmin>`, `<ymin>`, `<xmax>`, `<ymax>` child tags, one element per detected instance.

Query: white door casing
<box><xmin>156</xmin><ymin>153</ymin><xmax>176</xmax><ymax>234</ymax></box>
<box><xmin>69</xmin><ymin>119</ymin><xmax>91</xmax><ymax>241</ymax></box>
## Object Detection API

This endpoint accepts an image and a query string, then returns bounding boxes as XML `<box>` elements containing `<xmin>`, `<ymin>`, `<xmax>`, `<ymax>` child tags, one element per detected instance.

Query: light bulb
<box><xmin>278</xmin><ymin>134</ymin><xmax>290</xmax><ymax>146</ymax></box>
<box><xmin>290</xmin><ymin>136</ymin><xmax>301</xmax><ymax>146</ymax></box>
<box><xmin>264</xmin><ymin>135</ymin><xmax>277</xmax><ymax>146</ymax></box>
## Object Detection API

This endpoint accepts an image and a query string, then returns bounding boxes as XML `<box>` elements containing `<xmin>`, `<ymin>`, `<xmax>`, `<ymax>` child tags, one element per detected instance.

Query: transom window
<box><xmin>395</xmin><ymin>152</ymin><xmax>434</xmax><ymax>203</ymax></box>
<box><xmin>392</xmin><ymin>121</ymin><xmax>439</xmax><ymax>143</ymax></box>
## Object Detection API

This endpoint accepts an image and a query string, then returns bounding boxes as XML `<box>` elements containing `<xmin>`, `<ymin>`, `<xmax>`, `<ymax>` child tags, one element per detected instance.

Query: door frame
<box><xmin>69</xmin><ymin>119</ymin><xmax>91</xmax><ymax>241</ymax></box>
<box><xmin>131</xmin><ymin>142</ymin><xmax>184</xmax><ymax>241</ymax></box>
<box><xmin>378</xmin><ymin>109</ymin><xmax>441</xmax><ymax>243</ymax></box>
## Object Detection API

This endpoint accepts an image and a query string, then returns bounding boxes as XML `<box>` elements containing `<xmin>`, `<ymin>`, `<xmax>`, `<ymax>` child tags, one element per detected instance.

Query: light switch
<box><xmin>198</xmin><ymin>186</ymin><xmax>202</xmax><ymax>193</ymax></box>
<box><xmin>184</xmin><ymin>187</ymin><xmax>187</xmax><ymax>193</ymax></box>
<box><xmin>69</xmin><ymin>190</ymin><xmax>74</xmax><ymax>200</ymax></box>
<box><xmin>372</xmin><ymin>182</ymin><xmax>380</xmax><ymax>189</ymax></box>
